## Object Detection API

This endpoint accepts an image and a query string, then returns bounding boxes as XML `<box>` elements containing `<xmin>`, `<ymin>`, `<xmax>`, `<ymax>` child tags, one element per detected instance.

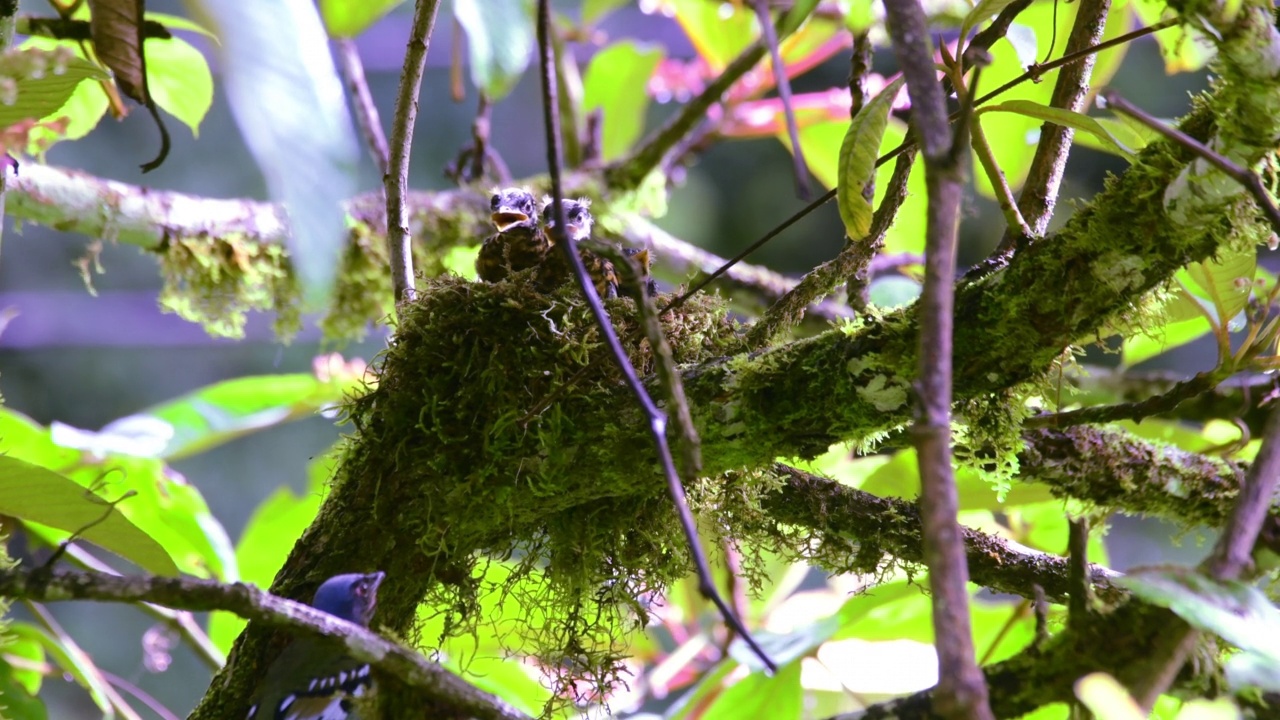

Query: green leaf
<box><xmin>9</xmin><ymin>623</ymin><xmax>111</xmax><ymax>716</ymax></box>
<box><xmin>1121</xmin><ymin>316</ymin><xmax>1212</xmax><ymax>368</ymax></box>
<box><xmin>1072</xmin><ymin>116</ymin><xmax>1161</xmax><ymax>159</ymax></box>
<box><xmin>978</xmin><ymin>99</ymin><xmax>1135</xmax><ymax>161</ymax></box>
<box><xmin>146</xmin><ymin>12</ymin><xmax>220</xmax><ymax>42</ymax></box>
<box><xmin>0</xmin><ymin>659</ymin><xmax>46</xmax><ymax>719</ymax></box>
<box><xmin>1075</xmin><ymin>673</ymin><xmax>1145</xmax><ymax>720</ymax></box>
<box><xmin>0</xmin><ymin>456</ymin><xmax>178</xmax><ymax>576</ymax></box>
<box><xmin>583</xmin><ymin>41</ymin><xmax>663</xmax><ymax>161</ymax></box>
<box><xmin>700</xmin><ymin>660</ymin><xmax>802</xmax><ymax>720</ymax></box>
<box><xmin>1129</xmin><ymin>0</ymin><xmax>1215</xmax><ymax>73</ymax></box>
<box><xmin>207</xmin><ymin>447</ymin><xmax>334</xmax><ymax>652</ymax></box>
<box><xmin>122</xmin><ymin>371</ymin><xmax>361</xmax><ymax>460</ymax></box>
<box><xmin>859</xmin><ymin>449</ymin><xmax>1056</xmax><ymax>509</ymax></box>
<box><xmin>776</xmin><ymin>0</ymin><xmax>821</xmax><ymax>37</ymax></box>
<box><xmin>0</xmin><ymin>408</ymin><xmax>235</xmax><ymax>579</ymax></box>
<box><xmin>671</xmin><ymin>0</ymin><xmax>756</xmax><ymax>70</ymax></box>
<box><xmin>0</xmin><ymin>47</ymin><xmax>107</xmax><ymax>129</ymax></box>
<box><xmin>1119</xmin><ymin>569</ymin><xmax>1280</xmax><ymax>663</ymax></box>
<box><xmin>143</xmin><ymin>33</ymin><xmax>213</xmax><ymax>136</ymax></box>
<box><xmin>583</xmin><ymin>0</ymin><xmax>628</xmax><ymax>25</ymax></box>
<box><xmin>198</xmin><ymin>0</ymin><xmax>361</xmax><ymax>308</ymax></box>
<box><xmin>960</xmin><ymin>0</ymin><xmax>1022</xmax><ymax>49</ymax></box>
<box><xmin>453</xmin><ymin>0</ymin><xmax>535</xmax><ymax>100</ymax></box>
<box><xmin>1180</xmin><ymin>249</ymin><xmax>1256</xmax><ymax>325</ymax></box>
<box><xmin>2</xmin><ymin>630</ymin><xmax>45</xmax><ymax>695</ymax></box>
<box><xmin>837</xmin><ymin>76</ymin><xmax>905</xmax><ymax>240</ymax></box>
<box><xmin>319</xmin><ymin>0</ymin><xmax>407</xmax><ymax>38</ymax></box>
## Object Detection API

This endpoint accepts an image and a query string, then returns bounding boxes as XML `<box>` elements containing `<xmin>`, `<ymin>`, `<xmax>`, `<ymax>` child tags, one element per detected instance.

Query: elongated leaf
<box><xmin>1180</xmin><ymin>249</ymin><xmax>1256</xmax><ymax>325</ymax></box>
<box><xmin>583</xmin><ymin>0</ymin><xmax>628</xmax><ymax>25</ymax></box>
<box><xmin>9</xmin><ymin>622</ymin><xmax>112</xmax><ymax>716</ymax></box>
<box><xmin>1072</xmin><ymin>115</ymin><xmax>1161</xmax><ymax>159</ymax></box>
<box><xmin>143</xmin><ymin>32</ymin><xmax>213</xmax><ymax>136</ymax></box>
<box><xmin>88</xmin><ymin>0</ymin><xmax>148</xmax><ymax>103</ymax></box>
<box><xmin>978</xmin><ymin>99</ymin><xmax>1135</xmax><ymax>160</ymax></box>
<box><xmin>0</xmin><ymin>408</ymin><xmax>234</xmax><ymax>579</ymax></box>
<box><xmin>583</xmin><ymin>41</ymin><xmax>663</xmax><ymax>161</ymax></box>
<box><xmin>454</xmin><ymin>0</ymin><xmax>534</xmax><ymax>100</ymax></box>
<box><xmin>960</xmin><ymin>0</ymin><xmax>1022</xmax><ymax>47</ymax></box>
<box><xmin>194</xmin><ymin>0</ymin><xmax>360</xmax><ymax>309</ymax></box>
<box><xmin>1119</xmin><ymin>569</ymin><xmax>1280</xmax><ymax>659</ymax></box>
<box><xmin>701</xmin><ymin>660</ymin><xmax>802</xmax><ymax>720</ymax></box>
<box><xmin>837</xmin><ymin>76</ymin><xmax>904</xmax><ymax>240</ymax></box>
<box><xmin>671</xmin><ymin>0</ymin><xmax>756</xmax><ymax>70</ymax></box>
<box><xmin>0</xmin><ymin>659</ymin><xmax>46</xmax><ymax>720</ymax></box>
<box><xmin>0</xmin><ymin>456</ymin><xmax>177</xmax><ymax>576</ymax></box>
<box><xmin>1121</xmin><ymin>316</ymin><xmax>1212</xmax><ymax>368</ymax></box>
<box><xmin>319</xmin><ymin>0</ymin><xmax>406</xmax><ymax>38</ymax></box>
<box><xmin>0</xmin><ymin>49</ymin><xmax>108</xmax><ymax>129</ymax></box>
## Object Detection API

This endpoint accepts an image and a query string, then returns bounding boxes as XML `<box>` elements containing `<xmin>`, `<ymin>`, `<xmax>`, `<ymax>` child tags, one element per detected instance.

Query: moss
<box><xmin>155</xmin><ymin>233</ymin><xmax>300</xmax><ymax>340</ymax></box>
<box><xmin>336</xmin><ymin>274</ymin><xmax>745</xmax><ymax>707</ymax></box>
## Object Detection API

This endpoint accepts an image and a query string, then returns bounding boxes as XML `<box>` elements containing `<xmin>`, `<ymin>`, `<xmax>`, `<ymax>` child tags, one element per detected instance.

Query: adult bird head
<box><xmin>311</xmin><ymin>571</ymin><xmax>385</xmax><ymax>627</ymax></box>
<box><xmin>489</xmin><ymin>187</ymin><xmax>538</xmax><ymax>232</ymax></box>
<box><xmin>543</xmin><ymin>197</ymin><xmax>594</xmax><ymax>243</ymax></box>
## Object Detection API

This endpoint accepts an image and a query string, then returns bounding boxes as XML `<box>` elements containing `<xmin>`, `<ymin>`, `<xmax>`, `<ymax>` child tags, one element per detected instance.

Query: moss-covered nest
<box><xmin>341</xmin><ymin>273</ymin><xmax>745</xmax><ymax>703</ymax></box>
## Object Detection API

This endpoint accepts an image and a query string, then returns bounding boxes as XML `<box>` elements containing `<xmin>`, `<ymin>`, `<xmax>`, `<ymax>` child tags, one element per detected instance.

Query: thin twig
<box><xmin>26</xmin><ymin>600</ymin><xmax>145</xmax><ymax>720</ymax></box>
<box><xmin>884</xmin><ymin>1</ymin><xmax>993</xmax><ymax>718</ymax></box>
<box><xmin>752</xmin><ymin>0</ymin><xmax>810</xmax><ymax>199</ymax></box>
<box><xmin>745</xmin><ymin>149</ymin><xmax>916</xmax><ymax>346</ymax></box>
<box><xmin>8</xmin><ymin>569</ymin><xmax>529</xmax><ymax>720</ymax></box>
<box><xmin>997</xmin><ymin>0</ymin><xmax>1113</xmax><ymax>252</ymax></box>
<box><xmin>384</xmin><ymin>0</ymin><xmax>443</xmax><ymax>308</ymax></box>
<box><xmin>535</xmin><ymin>0</ymin><xmax>774</xmax><ymax>672</ymax></box>
<box><xmin>1102</xmin><ymin>90</ymin><xmax>1280</xmax><ymax>238</ymax></box>
<box><xmin>1026</xmin><ymin>369</ymin><xmax>1227</xmax><ymax>428</ymax></box>
<box><xmin>334</xmin><ymin>39</ymin><xmax>390</xmax><ymax>177</ymax></box>
<box><xmin>100</xmin><ymin>669</ymin><xmax>181</xmax><ymax>720</ymax></box>
<box><xmin>63</xmin><ymin>542</ymin><xmax>225</xmax><ymax>670</ymax></box>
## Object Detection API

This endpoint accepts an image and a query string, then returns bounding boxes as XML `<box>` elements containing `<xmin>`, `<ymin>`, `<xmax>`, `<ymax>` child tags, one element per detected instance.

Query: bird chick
<box><xmin>537</xmin><ymin>198</ymin><xmax>620</xmax><ymax>299</ymax></box>
<box><xmin>476</xmin><ymin>187</ymin><xmax>550</xmax><ymax>283</ymax></box>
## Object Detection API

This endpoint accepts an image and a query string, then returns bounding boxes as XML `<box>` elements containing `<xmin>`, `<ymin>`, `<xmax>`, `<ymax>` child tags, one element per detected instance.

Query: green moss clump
<box><xmin>339</xmin><ymin>274</ymin><xmax>742</xmax><ymax>706</ymax></box>
<box><xmin>155</xmin><ymin>234</ymin><xmax>300</xmax><ymax>340</ymax></box>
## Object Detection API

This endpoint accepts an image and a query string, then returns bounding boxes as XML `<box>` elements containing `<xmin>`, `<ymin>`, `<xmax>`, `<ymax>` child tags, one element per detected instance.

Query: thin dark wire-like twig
<box><xmin>101</xmin><ymin>669</ymin><xmax>181</xmax><ymax>720</ymax></box>
<box><xmin>334</xmin><ymin>39</ymin><xmax>390</xmax><ymax>177</ymax></box>
<box><xmin>385</xmin><ymin>0</ymin><xmax>443</xmax><ymax>309</ymax></box>
<box><xmin>1102</xmin><ymin>90</ymin><xmax>1280</xmax><ymax>237</ymax></box>
<box><xmin>534</xmin><ymin>0</ymin><xmax>775</xmax><ymax>673</ymax></box>
<box><xmin>752</xmin><ymin>0</ymin><xmax>810</xmax><ymax>200</ymax></box>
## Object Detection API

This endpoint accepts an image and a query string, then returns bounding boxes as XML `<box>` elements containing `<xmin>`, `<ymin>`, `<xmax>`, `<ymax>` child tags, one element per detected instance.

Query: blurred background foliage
<box><xmin>0</xmin><ymin>0</ymin><xmax>1246</xmax><ymax>717</ymax></box>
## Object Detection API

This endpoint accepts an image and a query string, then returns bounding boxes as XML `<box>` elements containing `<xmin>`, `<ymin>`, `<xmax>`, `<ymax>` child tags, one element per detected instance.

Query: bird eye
<box><xmin>490</xmin><ymin>194</ymin><xmax>500</xmax><ymax>210</ymax></box>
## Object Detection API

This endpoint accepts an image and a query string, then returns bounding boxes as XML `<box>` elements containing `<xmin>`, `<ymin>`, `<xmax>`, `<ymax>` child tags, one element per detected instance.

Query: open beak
<box><xmin>491</xmin><ymin>210</ymin><xmax>529</xmax><ymax>232</ymax></box>
<box><xmin>563</xmin><ymin>222</ymin><xmax>584</xmax><ymax>241</ymax></box>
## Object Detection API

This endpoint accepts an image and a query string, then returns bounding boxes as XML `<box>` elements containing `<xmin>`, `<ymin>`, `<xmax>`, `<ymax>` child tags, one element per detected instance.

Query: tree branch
<box><xmin>384</xmin><ymin>0</ymin><xmax>442</xmax><ymax>307</ymax></box>
<box><xmin>0</xmin><ymin>567</ymin><xmax>528</xmax><ymax>720</ymax></box>
<box><xmin>884</xmin><ymin>1</ymin><xmax>991</xmax><ymax>717</ymax></box>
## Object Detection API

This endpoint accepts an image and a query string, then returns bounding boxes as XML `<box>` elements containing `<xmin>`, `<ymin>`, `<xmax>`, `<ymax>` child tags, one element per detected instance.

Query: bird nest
<box><xmin>341</xmin><ymin>273</ymin><xmax>747</xmax><ymax>706</ymax></box>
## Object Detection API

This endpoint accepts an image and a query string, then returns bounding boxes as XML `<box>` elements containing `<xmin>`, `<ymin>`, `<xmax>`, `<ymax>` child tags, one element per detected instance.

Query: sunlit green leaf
<box><xmin>1076</xmin><ymin>673</ymin><xmax>1145</xmax><ymax>720</ymax></box>
<box><xmin>147</xmin><ymin>11</ymin><xmax>219</xmax><ymax>42</ymax></box>
<box><xmin>960</xmin><ymin>0</ymin><xmax>1022</xmax><ymax>49</ymax></box>
<box><xmin>1120</xmin><ymin>569</ymin><xmax>1280</xmax><ymax>661</ymax></box>
<box><xmin>207</xmin><ymin>448</ymin><xmax>334</xmax><ymax>652</ymax></box>
<box><xmin>319</xmin><ymin>0</ymin><xmax>406</xmax><ymax>38</ymax></box>
<box><xmin>0</xmin><ymin>49</ymin><xmax>107</xmax><ymax>129</ymax></box>
<box><xmin>671</xmin><ymin>0</ymin><xmax>756</xmax><ymax>70</ymax></box>
<box><xmin>1</xmin><ymin>630</ymin><xmax>45</xmax><ymax>696</ymax></box>
<box><xmin>583</xmin><ymin>0</ymin><xmax>629</xmax><ymax>25</ymax></box>
<box><xmin>0</xmin><ymin>408</ymin><xmax>234</xmax><ymax>579</ymax></box>
<box><xmin>776</xmin><ymin>0</ymin><xmax>820</xmax><ymax>37</ymax></box>
<box><xmin>1180</xmin><ymin>249</ymin><xmax>1256</xmax><ymax>326</ymax></box>
<box><xmin>454</xmin><ymin>0</ymin><xmax>535</xmax><ymax>100</ymax></box>
<box><xmin>0</xmin><ymin>456</ymin><xmax>178</xmax><ymax>576</ymax></box>
<box><xmin>144</xmin><ymin>33</ymin><xmax>213</xmax><ymax>136</ymax></box>
<box><xmin>1073</xmin><ymin>115</ymin><xmax>1162</xmax><ymax>159</ymax></box>
<box><xmin>859</xmin><ymin>449</ymin><xmax>1056</xmax><ymax>509</ymax></box>
<box><xmin>700</xmin><ymin>660</ymin><xmax>802</xmax><ymax>720</ymax></box>
<box><xmin>583</xmin><ymin>41</ymin><xmax>663</xmax><ymax>161</ymax></box>
<box><xmin>0</xmin><ymin>658</ymin><xmax>46</xmax><ymax>720</ymax></box>
<box><xmin>979</xmin><ymin>99</ymin><xmax>1135</xmax><ymax>160</ymax></box>
<box><xmin>9</xmin><ymin>623</ymin><xmax>111</xmax><ymax>716</ymax></box>
<box><xmin>1121</xmin><ymin>316</ymin><xmax>1212</xmax><ymax>368</ymax></box>
<box><xmin>116</xmin><ymin>371</ymin><xmax>362</xmax><ymax>460</ymax></box>
<box><xmin>838</xmin><ymin>76</ymin><xmax>904</xmax><ymax>240</ymax></box>
<box><xmin>1129</xmin><ymin>0</ymin><xmax>1215</xmax><ymax>73</ymax></box>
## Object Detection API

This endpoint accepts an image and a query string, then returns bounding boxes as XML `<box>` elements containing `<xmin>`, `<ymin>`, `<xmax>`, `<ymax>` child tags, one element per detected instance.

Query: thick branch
<box><xmin>0</xmin><ymin>567</ymin><xmax>527</xmax><ymax>720</ymax></box>
<box><xmin>761</xmin><ymin>464</ymin><xmax>1124</xmax><ymax>605</ymax></box>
